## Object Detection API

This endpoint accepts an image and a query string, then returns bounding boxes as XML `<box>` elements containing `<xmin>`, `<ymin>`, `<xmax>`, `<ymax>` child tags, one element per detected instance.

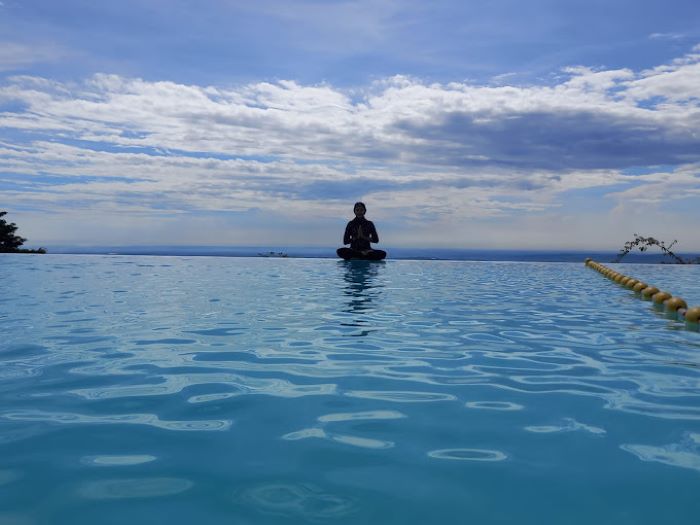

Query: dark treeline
<box><xmin>0</xmin><ymin>211</ymin><xmax>46</xmax><ymax>254</ymax></box>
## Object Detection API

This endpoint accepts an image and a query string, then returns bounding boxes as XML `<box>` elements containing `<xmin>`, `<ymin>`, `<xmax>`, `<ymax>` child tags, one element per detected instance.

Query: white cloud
<box><xmin>2</xmin><ymin>47</ymin><xmax>699</xmax><ymax>169</ymax></box>
<box><xmin>0</xmin><ymin>42</ymin><xmax>66</xmax><ymax>71</ymax></box>
<box><xmin>606</xmin><ymin>165</ymin><xmax>700</xmax><ymax>205</ymax></box>
<box><xmin>649</xmin><ymin>32</ymin><xmax>687</xmax><ymax>41</ymax></box>
<box><xmin>623</xmin><ymin>63</ymin><xmax>700</xmax><ymax>103</ymax></box>
<box><xmin>2</xmin><ymin>45</ymin><xmax>700</xmax><ymax>247</ymax></box>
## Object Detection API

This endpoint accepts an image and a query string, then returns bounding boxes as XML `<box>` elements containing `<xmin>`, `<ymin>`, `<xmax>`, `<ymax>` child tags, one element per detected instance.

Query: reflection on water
<box><xmin>340</xmin><ymin>261</ymin><xmax>384</xmax><ymax>336</ymax></box>
<box><xmin>341</xmin><ymin>260</ymin><xmax>384</xmax><ymax>313</ymax></box>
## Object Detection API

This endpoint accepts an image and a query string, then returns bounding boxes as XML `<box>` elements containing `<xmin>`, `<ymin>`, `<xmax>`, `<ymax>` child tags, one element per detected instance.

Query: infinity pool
<box><xmin>1</xmin><ymin>255</ymin><xmax>699</xmax><ymax>524</ymax></box>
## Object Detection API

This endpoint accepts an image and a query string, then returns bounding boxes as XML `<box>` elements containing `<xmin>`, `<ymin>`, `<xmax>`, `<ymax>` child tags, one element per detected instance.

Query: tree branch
<box><xmin>614</xmin><ymin>234</ymin><xmax>698</xmax><ymax>264</ymax></box>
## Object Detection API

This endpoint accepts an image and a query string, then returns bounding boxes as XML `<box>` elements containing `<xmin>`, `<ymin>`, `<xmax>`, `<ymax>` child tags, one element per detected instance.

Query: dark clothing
<box><xmin>337</xmin><ymin>247</ymin><xmax>386</xmax><ymax>261</ymax></box>
<box><xmin>343</xmin><ymin>217</ymin><xmax>378</xmax><ymax>252</ymax></box>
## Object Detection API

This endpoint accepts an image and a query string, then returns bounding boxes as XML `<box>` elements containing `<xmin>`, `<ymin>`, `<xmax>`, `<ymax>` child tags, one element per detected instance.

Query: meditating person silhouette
<box><xmin>337</xmin><ymin>202</ymin><xmax>387</xmax><ymax>260</ymax></box>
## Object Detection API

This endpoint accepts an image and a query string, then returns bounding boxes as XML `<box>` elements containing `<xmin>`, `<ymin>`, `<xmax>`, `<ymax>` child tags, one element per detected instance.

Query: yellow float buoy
<box><xmin>685</xmin><ymin>307</ymin><xmax>700</xmax><ymax>323</ymax></box>
<box><xmin>665</xmin><ymin>297</ymin><xmax>688</xmax><ymax>312</ymax></box>
<box><xmin>641</xmin><ymin>286</ymin><xmax>660</xmax><ymax>299</ymax></box>
<box><xmin>625</xmin><ymin>279</ymin><xmax>639</xmax><ymax>289</ymax></box>
<box><xmin>652</xmin><ymin>291</ymin><xmax>672</xmax><ymax>304</ymax></box>
<box><xmin>633</xmin><ymin>282</ymin><xmax>648</xmax><ymax>293</ymax></box>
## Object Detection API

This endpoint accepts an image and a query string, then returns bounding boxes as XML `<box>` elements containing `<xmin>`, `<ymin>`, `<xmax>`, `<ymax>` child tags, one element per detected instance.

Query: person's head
<box><xmin>353</xmin><ymin>202</ymin><xmax>366</xmax><ymax>218</ymax></box>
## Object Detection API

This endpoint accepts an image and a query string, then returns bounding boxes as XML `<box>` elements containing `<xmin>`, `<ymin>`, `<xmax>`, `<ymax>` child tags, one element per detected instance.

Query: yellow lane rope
<box><xmin>584</xmin><ymin>258</ymin><xmax>700</xmax><ymax>331</ymax></box>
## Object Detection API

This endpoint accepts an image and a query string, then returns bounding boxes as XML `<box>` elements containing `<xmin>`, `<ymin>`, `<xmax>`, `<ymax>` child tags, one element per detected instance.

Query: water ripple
<box><xmin>317</xmin><ymin>410</ymin><xmax>406</xmax><ymax>422</ymax></box>
<box><xmin>427</xmin><ymin>448</ymin><xmax>508</xmax><ymax>461</ymax></box>
<box><xmin>233</xmin><ymin>482</ymin><xmax>357</xmax><ymax>519</ymax></box>
<box><xmin>2</xmin><ymin>256</ymin><xmax>700</xmax><ymax>520</ymax></box>
<box><xmin>621</xmin><ymin>433</ymin><xmax>700</xmax><ymax>472</ymax></box>
<box><xmin>465</xmin><ymin>401</ymin><xmax>524</xmax><ymax>411</ymax></box>
<box><xmin>344</xmin><ymin>390</ymin><xmax>457</xmax><ymax>403</ymax></box>
<box><xmin>524</xmin><ymin>418</ymin><xmax>606</xmax><ymax>435</ymax></box>
<box><xmin>1</xmin><ymin>410</ymin><xmax>232</xmax><ymax>431</ymax></box>
<box><xmin>81</xmin><ymin>455</ymin><xmax>157</xmax><ymax>466</ymax></box>
<box><xmin>78</xmin><ymin>477</ymin><xmax>193</xmax><ymax>499</ymax></box>
<box><xmin>282</xmin><ymin>427</ymin><xmax>394</xmax><ymax>449</ymax></box>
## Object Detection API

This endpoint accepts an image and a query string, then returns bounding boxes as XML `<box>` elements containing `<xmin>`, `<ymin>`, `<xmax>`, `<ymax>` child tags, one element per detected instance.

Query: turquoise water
<box><xmin>1</xmin><ymin>254</ymin><xmax>699</xmax><ymax>524</ymax></box>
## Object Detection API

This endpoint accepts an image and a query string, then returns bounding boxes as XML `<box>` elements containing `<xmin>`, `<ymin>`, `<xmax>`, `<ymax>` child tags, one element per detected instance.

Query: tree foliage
<box><xmin>0</xmin><ymin>211</ymin><xmax>45</xmax><ymax>253</ymax></box>
<box><xmin>0</xmin><ymin>211</ymin><xmax>26</xmax><ymax>251</ymax></box>
<box><xmin>614</xmin><ymin>234</ymin><xmax>699</xmax><ymax>264</ymax></box>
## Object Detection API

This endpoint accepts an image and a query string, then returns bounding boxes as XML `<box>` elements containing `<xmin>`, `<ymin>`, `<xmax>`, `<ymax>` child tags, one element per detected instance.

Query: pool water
<box><xmin>1</xmin><ymin>255</ymin><xmax>699</xmax><ymax>524</ymax></box>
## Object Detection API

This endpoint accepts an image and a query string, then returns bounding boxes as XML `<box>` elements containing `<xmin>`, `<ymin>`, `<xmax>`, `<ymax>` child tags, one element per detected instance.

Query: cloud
<box><xmin>623</xmin><ymin>50</ymin><xmax>700</xmax><ymax>103</ymax></box>
<box><xmin>606</xmin><ymin>164</ymin><xmax>700</xmax><ymax>205</ymax></box>
<box><xmin>0</xmin><ymin>42</ymin><xmax>66</xmax><ymax>72</ymax></box>
<box><xmin>649</xmin><ymin>32</ymin><xmax>688</xmax><ymax>41</ymax></box>
<box><xmin>233</xmin><ymin>0</ymin><xmax>411</xmax><ymax>54</ymax></box>
<box><xmin>1</xmin><ymin>45</ymin><xmax>700</xmax><ymax>247</ymax></box>
<box><xmin>2</xmin><ymin>48</ymin><xmax>700</xmax><ymax>172</ymax></box>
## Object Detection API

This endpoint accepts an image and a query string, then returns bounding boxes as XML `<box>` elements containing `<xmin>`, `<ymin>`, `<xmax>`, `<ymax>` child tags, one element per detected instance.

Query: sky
<box><xmin>1</xmin><ymin>0</ymin><xmax>699</xmax><ymax>250</ymax></box>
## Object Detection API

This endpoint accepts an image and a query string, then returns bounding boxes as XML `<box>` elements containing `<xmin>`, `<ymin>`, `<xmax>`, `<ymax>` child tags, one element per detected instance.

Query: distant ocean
<box><xmin>41</xmin><ymin>245</ymin><xmax>700</xmax><ymax>264</ymax></box>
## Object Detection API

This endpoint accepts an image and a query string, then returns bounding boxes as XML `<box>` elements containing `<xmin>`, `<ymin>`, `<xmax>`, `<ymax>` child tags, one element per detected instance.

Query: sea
<box><xmin>41</xmin><ymin>245</ymin><xmax>700</xmax><ymax>264</ymax></box>
<box><xmin>1</xmin><ymin>252</ymin><xmax>699</xmax><ymax>524</ymax></box>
